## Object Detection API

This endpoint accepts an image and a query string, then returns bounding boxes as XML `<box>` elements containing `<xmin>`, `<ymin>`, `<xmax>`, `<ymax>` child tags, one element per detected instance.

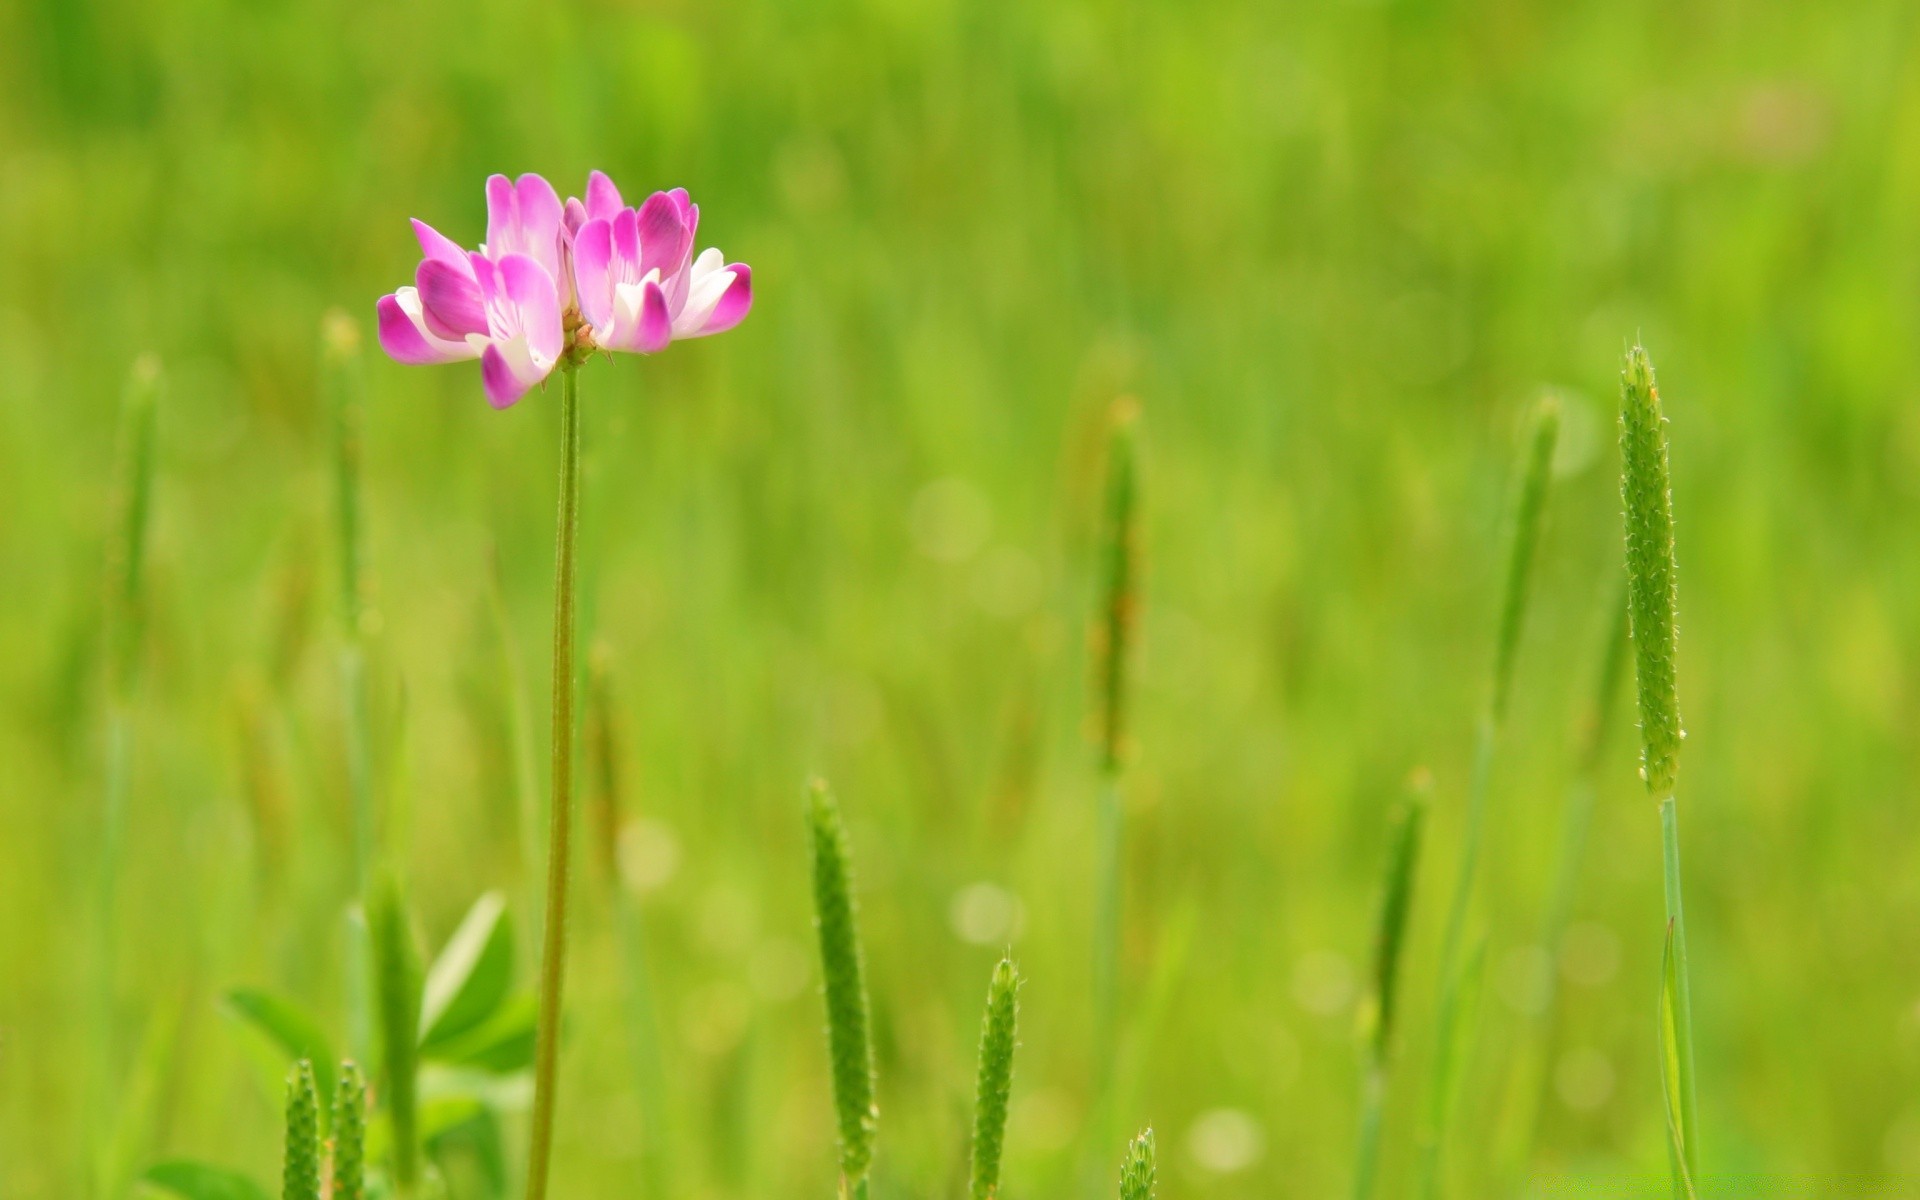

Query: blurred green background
<box><xmin>5</xmin><ymin>0</ymin><xmax>1920</xmax><ymax>1196</ymax></box>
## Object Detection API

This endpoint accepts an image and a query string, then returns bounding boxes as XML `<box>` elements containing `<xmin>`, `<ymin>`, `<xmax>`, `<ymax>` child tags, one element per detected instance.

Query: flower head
<box><xmin>571</xmin><ymin>185</ymin><xmax>753</xmax><ymax>353</ymax></box>
<box><xmin>377</xmin><ymin>171</ymin><xmax>752</xmax><ymax>407</ymax></box>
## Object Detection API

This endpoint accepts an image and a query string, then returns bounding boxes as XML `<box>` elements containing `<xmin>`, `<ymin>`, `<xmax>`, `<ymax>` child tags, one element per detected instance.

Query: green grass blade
<box><xmin>142</xmin><ymin>1161</ymin><xmax>271</xmax><ymax>1200</ymax></box>
<box><xmin>1353</xmin><ymin>778</ymin><xmax>1428</xmax><ymax>1200</ymax></box>
<box><xmin>370</xmin><ymin>873</ymin><xmax>422</xmax><ymax>1191</ymax></box>
<box><xmin>806</xmin><ymin>780</ymin><xmax>877</xmax><ymax>1193</ymax></box>
<box><xmin>1491</xmin><ymin>397</ymin><xmax>1561</xmax><ymax>722</ymax></box>
<box><xmin>969</xmin><ymin>958</ymin><xmax>1021</xmax><ymax>1200</ymax></box>
<box><xmin>1660</xmin><ymin>920</ymin><xmax>1698</xmax><ymax>1200</ymax></box>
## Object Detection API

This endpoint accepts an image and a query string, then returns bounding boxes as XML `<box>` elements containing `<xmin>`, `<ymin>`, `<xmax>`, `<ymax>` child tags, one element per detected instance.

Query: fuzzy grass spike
<box><xmin>808</xmin><ymin>781</ymin><xmax>877</xmax><ymax>1198</ymax></box>
<box><xmin>969</xmin><ymin>958</ymin><xmax>1021</xmax><ymax>1200</ymax></box>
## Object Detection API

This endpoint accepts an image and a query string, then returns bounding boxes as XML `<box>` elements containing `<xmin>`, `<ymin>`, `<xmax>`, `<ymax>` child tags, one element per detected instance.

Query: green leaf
<box><xmin>420</xmin><ymin>891</ymin><xmax>514</xmax><ymax>1052</ymax></box>
<box><xmin>140</xmin><ymin>1160</ymin><xmax>271</xmax><ymax>1200</ymax></box>
<box><xmin>422</xmin><ymin>991</ymin><xmax>537</xmax><ymax>1074</ymax></box>
<box><xmin>222</xmin><ymin>989</ymin><xmax>335</xmax><ymax>1119</ymax></box>
<box><xmin>1659</xmin><ymin>920</ymin><xmax>1698</xmax><ymax>1200</ymax></box>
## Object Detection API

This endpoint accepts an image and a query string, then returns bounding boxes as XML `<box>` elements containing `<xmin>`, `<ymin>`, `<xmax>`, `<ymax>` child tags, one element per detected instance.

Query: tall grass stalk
<box><xmin>526</xmin><ymin>361</ymin><xmax>584</xmax><ymax>1200</ymax></box>
<box><xmin>323</xmin><ymin>311</ymin><xmax>375</xmax><ymax>890</ymax></box>
<box><xmin>90</xmin><ymin>354</ymin><xmax>160</xmax><ymax>1199</ymax></box>
<box><xmin>1091</xmin><ymin>397</ymin><xmax>1140</xmax><ymax>1086</ymax></box>
<box><xmin>807</xmin><ymin>781</ymin><xmax>878</xmax><ymax>1200</ymax></box>
<box><xmin>370</xmin><ymin>874</ymin><xmax>421</xmax><ymax>1193</ymax></box>
<box><xmin>1494</xmin><ymin>585</ymin><xmax>1629</xmax><ymax>1187</ymax></box>
<box><xmin>588</xmin><ymin>651</ymin><xmax>673</xmax><ymax>1198</ymax></box>
<box><xmin>1352</xmin><ymin>777</ymin><xmax>1428</xmax><ymax>1200</ymax></box>
<box><xmin>323</xmin><ymin>311</ymin><xmax>380</xmax><ymax>1068</ymax></box>
<box><xmin>1618</xmin><ymin>344</ymin><xmax>1698</xmax><ymax>1193</ymax></box>
<box><xmin>969</xmin><ymin>958</ymin><xmax>1021</xmax><ymax>1200</ymax></box>
<box><xmin>1413</xmin><ymin>396</ymin><xmax>1559</xmax><ymax>1199</ymax></box>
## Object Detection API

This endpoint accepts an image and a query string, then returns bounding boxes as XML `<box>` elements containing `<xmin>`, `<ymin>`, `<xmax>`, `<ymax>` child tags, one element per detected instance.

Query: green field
<box><xmin>5</xmin><ymin>0</ymin><xmax>1920</xmax><ymax>1196</ymax></box>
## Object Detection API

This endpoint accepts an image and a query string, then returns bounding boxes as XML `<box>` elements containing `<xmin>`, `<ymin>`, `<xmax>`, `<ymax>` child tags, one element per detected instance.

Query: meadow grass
<box><xmin>1413</xmin><ymin>396</ymin><xmax>1559</xmax><ymax>1199</ymax></box>
<box><xmin>1351</xmin><ymin>774</ymin><xmax>1427</xmax><ymax>1200</ymax></box>
<box><xmin>1620</xmin><ymin>345</ymin><xmax>1699</xmax><ymax>1196</ymax></box>
<box><xmin>4</xmin><ymin>3</ymin><xmax>1915</xmax><ymax>1195</ymax></box>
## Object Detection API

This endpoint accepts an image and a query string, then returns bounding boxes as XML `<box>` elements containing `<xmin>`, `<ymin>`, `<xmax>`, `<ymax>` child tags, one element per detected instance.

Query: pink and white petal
<box><xmin>672</xmin><ymin>257</ymin><xmax>728</xmax><ymax>336</ymax></box>
<box><xmin>378</xmin><ymin>290</ymin><xmax>476</xmax><ymax>365</ymax></box>
<box><xmin>586</xmin><ymin>171</ymin><xmax>623</xmax><ymax>221</ymax></box>
<box><xmin>468</xmin><ymin>251</ymin><xmax>502</xmax><ymax>311</ymax></box>
<box><xmin>411</xmin><ymin>219</ymin><xmax>472</xmax><ymax>269</ymax></box>
<box><xmin>635</xmin><ymin>193</ymin><xmax>691</xmax><ymax>279</ymax></box>
<box><xmin>484</xmin><ymin>175</ymin><xmax>516</xmax><ymax>253</ymax></box>
<box><xmin>514</xmin><ymin>175</ymin><xmax>562</xmax><ymax>234</ymax></box>
<box><xmin>572</xmin><ymin>219</ymin><xmax>615</xmax><ymax>332</ymax></box>
<box><xmin>636</xmin><ymin>279</ymin><xmax>673</xmax><ymax>353</ymax></box>
<box><xmin>416</xmin><ymin>258</ymin><xmax>489</xmax><ymax>339</ymax></box>
<box><xmin>498</xmin><ymin>253</ymin><xmax>564</xmax><ymax>367</ymax></box>
<box><xmin>480</xmin><ymin>341</ymin><xmax>537</xmax><ymax>409</ymax></box>
<box><xmin>696</xmin><ymin>265</ymin><xmax>752</xmax><ymax>337</ymax></box>
<box><xmin>611</xmin><ymin>208</ymin><xmax>643</xmax><ymax>276</ymax></box>
<box><xmin>563</xmin><ymin>197</ymin><xmax>589</xmax><ymax>237</ymax></box>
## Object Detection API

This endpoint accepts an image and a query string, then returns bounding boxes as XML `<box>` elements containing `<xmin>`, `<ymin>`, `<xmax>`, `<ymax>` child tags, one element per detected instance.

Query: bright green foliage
<box><xmin>1118</xmin><ymin>1129</ymin><xmax>1155</xmax><ymax>1200</ymax></box>
<box><xmin>968</xmin><ymin>958</ymin><xmax>1021</xmax><ymax>1200</ymax></box>
<box><xmin>281</xmin><ymin>1060</ymin><xmax>320</xmax><ymax>1200</ymax></box>
<box><xmin>1095</xmin><ymin>398</ymin><xmax>1142</xmax><ymax>775</ymax></box>
<box><xmin>1364</xmin><ymin>787</ymin><xmax>1426</xmax><ymax>1063</ymax></box>
<box><xmin>106</xmin><ymin>355</ymin><xmax>161</xmax><ymax>697</ymax></box>
<box><xmin>806</xmin><ymin>780</ymin><xmax>877</xmax><ymax>1189</ymax></box>
<box><xmin>331</xmin><ymin>1060</ymin><xmax>366</xmax><ymax>1200</ymax></box>
<box><xmin>1491</xmin><ymin>396</ymin><xmax>1560</xmax><ymax>722</ymax></box>
<box><xmin>369</xmin><ymin>874</ymin><xmax>422</xmax><ymax>1190</ymax></box>
<box><xmin>1619</xmin><ymin>344</ymin><xmax>1684</xmax><ymax>797</ymax></box>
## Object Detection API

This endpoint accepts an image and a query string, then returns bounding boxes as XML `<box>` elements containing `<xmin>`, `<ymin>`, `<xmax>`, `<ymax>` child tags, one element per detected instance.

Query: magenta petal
<box><xmin>377</xmin><ymin>294</ymin><xmax>436</xmax><ymax>364</ymax></box>
<box><xmin>586</xmin><ymin>171</ymin><xmax>623</xmax><ymax>221</ymax></box>
<box><xmin>698</xmin><ymin>265</ymin><xmax>753</xmax><ymax>336</ymax></box>
<box><xmin>636</xmin><ymin>193</ymin><xmax>690</xmax><ymax>276</ymax></box>
<box><xmin>480</xmin><ymin>344</ymin><xmax>531</xmax><ymax>409</ymax></box>
<box><xmin>637</xmin><ymin>280</ymin><xmax>672</xmax><ymax>353</ymax></box>
<box><xmin>484</xmin><ymin>175</ymin><xmax>515</xmax><ymax>251</ymax></box>
<box><xmin>611</xmin><ymin>208</ymin><xmax>642</xmax><ymax>274</ymax></box>
<box><xmin>499</xmin><ymin>253</ymin><xmax>563</xmax><ymax>365</ymax></box>
<box><xmin>416</xmin><ymin>259</ymin><xmax>488</xmax><ymax>339</ymax></box>
<box><xmin>573</xmin><ymin>219</ymin><xmax>614</xmax><ymax>330</ymax></box>
<box><xmin>514</xmin><ymin>174</ymin><xmax>562</xmax><ymax>234</ymax></box>
<box><xmin>411</xmin><ymin>219</ymin><xmax>471</xmax><ymax>269</ymax></box>
<box><xmin>563</xmin><ymin>197</ymin><xmax>588</xmax><ymax>236</ymax></box>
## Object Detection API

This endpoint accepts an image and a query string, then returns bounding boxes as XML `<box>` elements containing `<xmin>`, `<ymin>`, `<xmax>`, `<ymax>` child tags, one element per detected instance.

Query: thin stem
<box><xmin>1412</xmin><ymin>711</ymin><xmax>1497</xmax><ymax>1200</ymax></box>
<box><xmin>525</xmin><ymin>364</ymin><xmax>582</xmax><ymax>1200</ymax></box>
<box><xmin>1660</xmin><ymin>795</ymin><xmax>1700</xmax><ymax>1191</ymax></box>
<box><xmin>1351</xmin><ymin>1064</ymin><xmax>1386</xmax><ymax>1200</ymax></box>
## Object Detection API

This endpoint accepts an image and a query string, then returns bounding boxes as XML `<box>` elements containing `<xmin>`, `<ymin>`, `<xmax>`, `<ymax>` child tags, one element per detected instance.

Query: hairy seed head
<box><xmin>1619</xmin><ymin>344</ymin><xmax>1684</xmax><ymax>796</ymax></box>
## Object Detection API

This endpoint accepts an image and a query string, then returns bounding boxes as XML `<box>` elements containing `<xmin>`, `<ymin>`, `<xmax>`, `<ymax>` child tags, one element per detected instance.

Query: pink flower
<box><xmin>377</xmin><ymin>171</ymin><xmax>751</xmax><ymax>406</ymax></box>
<box><xmin>570</xmin><ymin>184</ymin><xmax>753</xmax><ymax>354</ymax></box>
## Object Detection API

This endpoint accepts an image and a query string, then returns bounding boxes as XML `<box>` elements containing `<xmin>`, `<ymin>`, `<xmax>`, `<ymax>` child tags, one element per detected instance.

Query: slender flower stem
<box><xmin>1660</xmin><ymin>794</ymin><xmax>1700</xmax><ymax>1190</ymax></box>
<box><xmin>525</xmin><ymin>363</ymin><xmax>582</xmax><ymax>1200</ymax></box>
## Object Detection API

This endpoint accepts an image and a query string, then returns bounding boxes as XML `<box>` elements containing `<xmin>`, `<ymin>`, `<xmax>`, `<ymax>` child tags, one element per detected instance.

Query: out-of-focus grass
<box><xmin>4</xmin><ymin>0</ymin><xmax>1920</xmax><ymax>1196</ymax></box>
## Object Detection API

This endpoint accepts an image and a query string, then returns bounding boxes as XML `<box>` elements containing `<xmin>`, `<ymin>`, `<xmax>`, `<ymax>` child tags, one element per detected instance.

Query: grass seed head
<box><xmin>1619</xmin><ymin>343</ymin><xmax>1684</xmax><ymax>797</ymax></box>
<box><xmin>807</xmin><ymin>780</ymin><xmax>878</xmax><ymax>1187</ymax></box>
<box><xmin>968</xmin><ymin>958</ymin><xmax>1021</xmax><ymax>1200</ymax></box>
<box><xmin>282</xmin><ymin>1059</ymin><xmax>321</xmax><ymax>1200</ymax></box>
